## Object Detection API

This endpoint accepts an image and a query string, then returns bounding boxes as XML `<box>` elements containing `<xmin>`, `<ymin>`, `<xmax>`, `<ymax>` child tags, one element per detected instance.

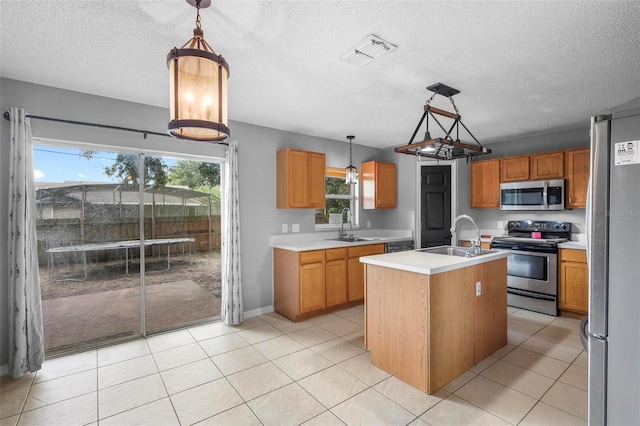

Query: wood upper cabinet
<box><xmin>469</xmin><ymin>159</ymin><xmax>500</xmax><ymax>208</ymax></box>
<box><xmin>565</xmin><ymin>148</ymin><xmax>590</xmax><ymax>208</ymax></box>
<box><xmin>501</xmin><ymin>156</ymin><xmax>530</xmax><ymax>182</ymax></box>
<box><xmin>325</xmin><ymin>248</ymin><xmax>348</xmax><ymax>307</ymax></box>
<box><xmin>347</xmin><ymin>244</ymin><xmax>384</xmax><ymax>301</ymax></box>
<box><xmin>361</xmin><ymin>161</ymin><xmax>396</xmax><ymax>209</ymax></box>
<box><xmin>559</xmin><ymin>249</ymin><xmax>588</xmax><ymax>314</ymax></box>
<box><xmin>276</xmin><ymin>148</ymin><xmax>326</xmax><ymax>209</ymax></box>
<box><xmin>530</xmin><ymin>151</ymin><xmax>564</xmax><ymax>180</ymax></box>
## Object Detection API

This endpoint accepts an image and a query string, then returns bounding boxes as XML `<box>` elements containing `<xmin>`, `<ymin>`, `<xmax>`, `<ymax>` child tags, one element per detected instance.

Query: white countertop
<box><xmin>360</xmin><ymin>249</ymin><xmax>510</xmax><ymax>275</ymax></box>
<box><xmin>558</xmin><ymin>241</ymin><xmax>587</xmax><ymax>250</ymax></box>
<box><xmin>270</xmin><ymin>229</ymin><xmax>413</xmax><ymax>252</ymax></box>
<box><xmin>271</xmin><ymin>236</ymin><xmax>411</xmax><ymax>251</ymax></box>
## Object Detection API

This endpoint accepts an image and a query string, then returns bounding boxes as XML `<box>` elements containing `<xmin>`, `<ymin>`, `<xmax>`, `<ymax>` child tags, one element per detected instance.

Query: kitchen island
<box><xmin>360</xmin><ymin>249</ymin><xmax>509</xmax><ymax>394</ymax></box>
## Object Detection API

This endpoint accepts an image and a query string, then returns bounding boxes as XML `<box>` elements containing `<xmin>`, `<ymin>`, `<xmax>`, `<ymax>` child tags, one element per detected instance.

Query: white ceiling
<box><xmin>2</xmin><ymin>1</ymin><xmax>640</xmax><ymax>149</ymax></box>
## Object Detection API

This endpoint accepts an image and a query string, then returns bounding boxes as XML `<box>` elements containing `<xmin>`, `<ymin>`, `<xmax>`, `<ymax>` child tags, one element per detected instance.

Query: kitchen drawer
<box><xmin>559</xmin><ymin>248</ymin><xmax>587</xmax><ymax>263</ymax></box>
<box><xmin>348</xmin><ymin>244</ymin><xmax>385</xmax><ymax>258</ymax></box>
<box><xmin>300</xmin><ymin>250</ymin><xmax>325</xmax><ymax>264</ymax></box>
<box><xmin>326</xmin><ymin>248</ymin><xmax>347</xmax><ymax>261</ymax></box>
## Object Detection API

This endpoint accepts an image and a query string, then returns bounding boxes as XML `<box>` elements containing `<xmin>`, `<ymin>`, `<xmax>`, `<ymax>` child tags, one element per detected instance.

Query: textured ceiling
<box><xmin>2</xmin><ymin>1</ymin><xmax>640</xmax><ymax>149</ymax></box>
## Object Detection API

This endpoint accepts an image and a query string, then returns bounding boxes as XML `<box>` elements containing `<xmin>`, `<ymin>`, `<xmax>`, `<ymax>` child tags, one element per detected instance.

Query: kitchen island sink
<box><xmin>417</xmin><ymin>245</ymin><xmax>495</xmax><ymax>257</ymax></box>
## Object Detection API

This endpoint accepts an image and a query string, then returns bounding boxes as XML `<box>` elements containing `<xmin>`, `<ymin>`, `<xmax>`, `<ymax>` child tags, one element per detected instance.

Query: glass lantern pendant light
<box><xmin>167</xmin><ymin>0</ymin><xmax>230</xmax><ymax>142</ymax></box>
<box><xmin>345</xmin><ymin>135</ymin><xmax>358</xmax><ymax>184</ymax></box>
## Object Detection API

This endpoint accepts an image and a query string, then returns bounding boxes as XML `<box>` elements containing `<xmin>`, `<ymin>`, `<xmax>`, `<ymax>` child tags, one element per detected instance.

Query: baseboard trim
<box><xmin>244</xmin><ymin>305</ymin><xmax>274</xmax><ymax>319</ymax></box>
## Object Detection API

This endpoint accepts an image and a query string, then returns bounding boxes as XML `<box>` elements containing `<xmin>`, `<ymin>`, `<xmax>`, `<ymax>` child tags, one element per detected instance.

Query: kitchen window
<box><xmin>315</xmin><ymin>167</ymin><xmax>359</xmax><ymax>229</ymax></box>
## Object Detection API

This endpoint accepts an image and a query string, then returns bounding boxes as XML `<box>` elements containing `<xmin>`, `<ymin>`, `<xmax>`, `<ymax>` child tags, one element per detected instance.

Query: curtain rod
<box><xmin>3</xmin><ymin>110</ymin><xmax>171</xmax><ymax>139</ymax></box>
<box><xmin>3</xmin><ymin>110</ymin><xmax>229</xmax><ymax>145</ymax></box>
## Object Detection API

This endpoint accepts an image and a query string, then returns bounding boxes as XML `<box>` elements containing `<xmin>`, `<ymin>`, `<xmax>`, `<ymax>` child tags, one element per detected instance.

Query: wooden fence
<box><xmin>37</xmin><ymin>216</ymin><xmax>221</xmax><ymax>265</ymax></box>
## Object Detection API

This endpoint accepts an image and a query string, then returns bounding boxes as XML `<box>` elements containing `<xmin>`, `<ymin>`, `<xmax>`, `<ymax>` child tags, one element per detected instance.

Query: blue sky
<box><xmin>33</xmin><ymin>146</ymin><xmax>118</xmax><ymax>183</ymax></box>
<box><xmin>33</xmin><ymin>146</ymin><xmax>177</xmax><ymax>184</ymax></box>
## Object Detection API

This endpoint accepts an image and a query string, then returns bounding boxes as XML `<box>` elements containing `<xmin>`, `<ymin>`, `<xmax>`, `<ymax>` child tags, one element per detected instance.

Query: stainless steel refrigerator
<box><xmin>588</xmin><ymin>110</ymin><xmax>640</xmax><ymax>425</ymax></box>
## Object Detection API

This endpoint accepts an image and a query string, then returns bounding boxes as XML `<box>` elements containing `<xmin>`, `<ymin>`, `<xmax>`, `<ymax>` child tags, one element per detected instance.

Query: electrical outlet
<box><xmin>476</xmin><ymin>281</ymin><xmax>482</xmax><ymax>296</ymax></box>
<box><xmin>282</xmin><ymin>224</ymin><xmax>288</xmax><ymax>233</ymax></box>
<box><xmin>292</xmin><ymin>224</ymin><xmax>300</xmax><ymax>233</ymax></box>
<box><xmin>367</xmin><ymin>221</ymin><xmax>371</xmax><ymax>229</ymax></box>
<box><xmin>497</xmin><ymin>221</ymin><xmax>504</xmax><ymax>229</ymax></box>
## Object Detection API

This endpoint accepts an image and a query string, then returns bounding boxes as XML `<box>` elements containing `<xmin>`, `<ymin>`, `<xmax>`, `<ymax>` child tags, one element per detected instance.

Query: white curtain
<box><xmin>221</xmin><ymin>140</ymin><xmax>243</xmax><ymax>325</ymax></box>
<box><xmin>8</xmin><ymin>107</ymin><xmax>45</xmax><ymax>378</ymax></box>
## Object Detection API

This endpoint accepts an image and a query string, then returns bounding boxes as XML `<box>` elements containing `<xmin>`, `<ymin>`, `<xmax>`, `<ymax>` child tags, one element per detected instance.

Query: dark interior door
<box><xmin>421</xmin><ymin>165</ymin><xmax>452</xmax><ymax>248</ymax></box>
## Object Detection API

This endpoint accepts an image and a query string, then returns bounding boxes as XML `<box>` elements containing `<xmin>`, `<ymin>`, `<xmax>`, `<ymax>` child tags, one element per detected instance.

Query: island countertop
<box><xmin>360</xmin><ymin>248</ymin><xmax>510</xmax><ymax>275</ymax></box>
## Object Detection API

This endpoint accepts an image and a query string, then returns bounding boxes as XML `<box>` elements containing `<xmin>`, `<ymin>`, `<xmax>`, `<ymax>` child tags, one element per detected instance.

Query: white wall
<box><xmin>0</xmin><ymin>78</ymin><xmax>387</xmax><ymax>366</ymax></box>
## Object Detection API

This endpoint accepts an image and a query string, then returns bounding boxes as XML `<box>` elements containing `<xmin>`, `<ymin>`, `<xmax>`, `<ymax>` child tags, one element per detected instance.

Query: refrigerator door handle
<box><xmin>589</xmin><ymin>332</ymin><xmax>607</xmax><ymax>341</ymax></box>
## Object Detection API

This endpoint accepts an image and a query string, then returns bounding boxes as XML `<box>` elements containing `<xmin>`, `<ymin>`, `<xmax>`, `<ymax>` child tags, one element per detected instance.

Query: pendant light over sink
<box><xmin>345</xmin><ymin>135</ymin><xmax>358</xmax><ymax>184</ymax></box>
<box><xmin>167</xmin><ymin>0</ymin><xmax>230</xmax><ymax>142</ymax></box>
<box><xmin>395</xmin><ymin>83</ymin><xmax>491</xmax><ymax>161</ymax></box>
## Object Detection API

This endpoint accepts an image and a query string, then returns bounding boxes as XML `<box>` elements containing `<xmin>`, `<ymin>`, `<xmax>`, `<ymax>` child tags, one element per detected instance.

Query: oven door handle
<box><xmin>507</xmin><ymin>288</ymin><xmax>556</xmax><ymax>301</ymax></box>
<box><xmin>507</xmin><ymin>249</ymin><xmax>556</xmax><ymax>257</ymax></box>
<box><xmin>543</xmin><ymin>180</ymin><xmax>549</xmax><ymax>210</ymax></box>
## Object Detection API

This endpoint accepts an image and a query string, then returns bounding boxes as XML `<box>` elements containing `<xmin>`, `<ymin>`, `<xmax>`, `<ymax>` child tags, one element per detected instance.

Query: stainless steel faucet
<box><xmin>450</xmin><ymin>214</ymin><xmax>481</xmax><ymax>254</ymax></box>
<box><xmin>340</xmin><ymin>207</ymin><xmax>352</xmax><ymax>238</ymax></box>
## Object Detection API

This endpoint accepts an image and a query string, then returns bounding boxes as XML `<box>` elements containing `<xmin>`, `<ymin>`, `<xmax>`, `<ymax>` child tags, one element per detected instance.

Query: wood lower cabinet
<box><xmin>530</xmin><ymin>151</ymin><xmax>564</xmax><ymax>180</ymax></box>
<box><xmin>276</xmin><ymin>148</ymin><xmax>326</xmax><ymax>209</ymax></box>
<box><xmin>470</xmin><ymin>159</ymin><xmax>501</xmax><ymax>208</ymax></box>
<box><xmin>299</xmin><ymin>251</ymin><xmax>325</xmax><ymax>314</ymax></box>
<box><xmin>501</xmin><ymin>156</ymin><xmax>530</xmax><ymax>182</ymax></box>
<box><xmin>565</xmin><ymin>148</ymin><xmax>590</xmax><ymax>208</ymax></box>
<box><xmin>325</xmin><ymin>248</ymin><xmax>348</xmax><ymax>307</ymax></box>
<box><xmin>274</xmin><ymin>243</ymin><xmax>384</xmax><ymax>321</ymax></box>
<box><xmin>347</xmin><ymin>244</ymin><xmax>384</xmax><ymax>301</ymax></box>
<box><xmin>559</xmin><ymin>248</ymin><xmax>589</xmax><ymax>314</ymax></box>
<box><xmin>361</xmin><ymin>161</ymin><xmax>396</xmax><ymax>209</ymax></box>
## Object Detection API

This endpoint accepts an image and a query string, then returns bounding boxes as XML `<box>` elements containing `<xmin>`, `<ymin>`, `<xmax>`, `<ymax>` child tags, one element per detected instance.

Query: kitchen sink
<box><xmin>327</xmin><ymin>237</ymin><xmax>379</xmax><ymax>242</ymax></box>
<box><xmin>417</xmin><ymin>246</ymin><xmax>495</xmax><ymax>258</ymax></box>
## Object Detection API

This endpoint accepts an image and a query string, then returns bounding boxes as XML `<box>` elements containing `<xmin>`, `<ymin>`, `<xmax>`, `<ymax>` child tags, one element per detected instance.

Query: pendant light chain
<box><xmin>349</xmin><ymin>137</ymin><xmax>353</xmax><ymax>166</ymax></box>
<box><xmin>195</xmin><ymin>1</ymin><xmax>202</xmax><ymax>30</ymax></box>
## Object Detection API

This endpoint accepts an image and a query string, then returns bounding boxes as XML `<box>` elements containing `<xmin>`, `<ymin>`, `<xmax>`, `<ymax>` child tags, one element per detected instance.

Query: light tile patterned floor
<box><xmin>0</xmin><ymin>306</ymin><xmax>587</xmax><ymax>425</ymax></box>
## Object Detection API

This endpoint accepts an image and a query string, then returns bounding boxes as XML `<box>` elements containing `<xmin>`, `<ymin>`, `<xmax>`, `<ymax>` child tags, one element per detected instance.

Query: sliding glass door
<box><xmin>34</xmin><ymin>144</ymin><xmax>222</xmax><ymax>355</ymax></box>
<box><xmin>141</xmin><ymin>155</ymin><xmax>222</xmax><ymax>333</ymax></box>
<box><xmin>34</xmin><ymin>146</ymin><xmax>143</xmax><ymax>355</ymax></box>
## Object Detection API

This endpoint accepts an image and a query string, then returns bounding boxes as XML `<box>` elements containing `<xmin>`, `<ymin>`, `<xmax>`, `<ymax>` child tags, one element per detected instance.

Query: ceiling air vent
<box><xmin>341</xmin><ymin>34</ymin><xmax>397</xmax><ymax>66</ymax></box>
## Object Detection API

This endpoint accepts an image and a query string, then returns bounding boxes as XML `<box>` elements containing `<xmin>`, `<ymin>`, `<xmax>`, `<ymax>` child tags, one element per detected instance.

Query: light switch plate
<box><xmin>476</xmin><ymin>281</ymin><xmax>482</xmax><ymax>296</ymax></box>
<box><xmin>292</xmin><ymin>224</ymin><xmax>300</xmax><ymax>233</ymax></box>
<box><xmin>497</xmin><ymin>221</ymin><xmax>504</xmax><ymax>229</ymax></box>
<box><xmin>282</xmin><ymin>224</ymin><xmax>288</xmax><ymax>233</ymax></box>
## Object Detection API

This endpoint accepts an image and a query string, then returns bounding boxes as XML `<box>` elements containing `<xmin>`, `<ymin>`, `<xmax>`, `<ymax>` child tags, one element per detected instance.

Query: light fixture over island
<box><xmin>360</xmin><ymin>248</ymin><xmax>510</xmax><ymax>394</ymax></box>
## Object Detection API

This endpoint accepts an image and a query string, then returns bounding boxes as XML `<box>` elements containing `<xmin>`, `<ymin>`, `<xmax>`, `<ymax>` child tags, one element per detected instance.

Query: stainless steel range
<box><xmin>491</xmin><ymin>220</ymin><xmax>572</xmax><ymax>316</ymax></box>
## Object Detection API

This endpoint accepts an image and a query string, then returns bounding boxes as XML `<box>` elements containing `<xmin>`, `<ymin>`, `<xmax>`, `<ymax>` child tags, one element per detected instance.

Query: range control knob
<box><xmin>554</xmin><ymin>223</ymin><xmax>561</xmax><ymax>230</ymax></box>
<box><xmin>561</xmin><ymin>223</ymin><xmax>569</xmax><ymax>231</ymax></box>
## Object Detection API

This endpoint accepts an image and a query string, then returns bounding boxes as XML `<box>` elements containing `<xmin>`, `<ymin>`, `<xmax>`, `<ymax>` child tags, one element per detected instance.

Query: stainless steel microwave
<box><xmin>500</xmin><ymin>179</ymin><xmax>565</xmax><ymax>210</ymax></box>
